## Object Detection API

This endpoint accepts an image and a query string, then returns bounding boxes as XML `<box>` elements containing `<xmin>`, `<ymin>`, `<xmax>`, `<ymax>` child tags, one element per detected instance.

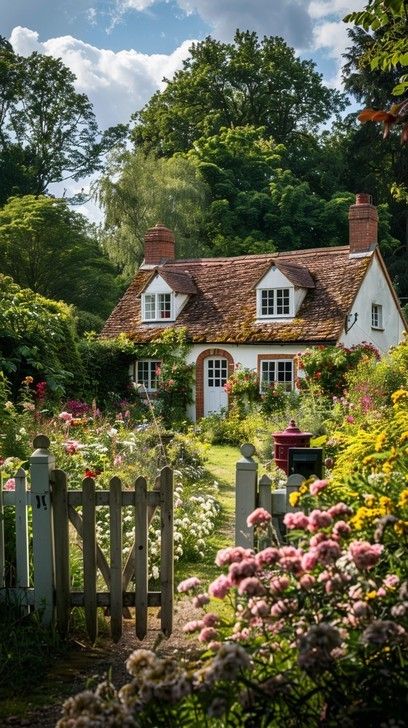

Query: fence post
<box><xmin>30</xmin><ymin>435</ymin><xmax>55</xmax><ymax>625</ymax></box>
<box><xmin>0</xmin><ymin>476</ymin><xmax>4</xmax><ymax>588</ymax></box>
<box><xmin>235</xmin><ymin>444</ymin><xmax>258</xmax><ymax>548</ymax></box>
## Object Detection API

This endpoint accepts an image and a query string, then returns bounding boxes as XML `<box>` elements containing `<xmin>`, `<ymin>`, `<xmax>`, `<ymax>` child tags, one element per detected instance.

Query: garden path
<box><xmin>4</xmin><ymin>598</ymin><xmax>203</xmax><ymax>727</ymax></box>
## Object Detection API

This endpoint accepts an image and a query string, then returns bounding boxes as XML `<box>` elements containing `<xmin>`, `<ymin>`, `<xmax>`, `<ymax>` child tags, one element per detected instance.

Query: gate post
<box><xmin>30</xmin><ymin>435</ymin><xmax>55</xmax><ymax>625</ymax></box>
<box><xmin>235</xmin><ymin>444</ymin><xmax>258</xmax><ymax>548</ymax></box>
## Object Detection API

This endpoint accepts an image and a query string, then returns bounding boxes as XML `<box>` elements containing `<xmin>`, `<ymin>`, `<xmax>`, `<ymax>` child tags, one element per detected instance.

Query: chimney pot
<box><xmin>348</xmin><ymin>193</ymin><xmax>378</xmax><ymax>254</ymax></box>
<box><xmin>144</xmin><ymin>223</ymin><xmax>175</xmax><ymax>265</ymax></box>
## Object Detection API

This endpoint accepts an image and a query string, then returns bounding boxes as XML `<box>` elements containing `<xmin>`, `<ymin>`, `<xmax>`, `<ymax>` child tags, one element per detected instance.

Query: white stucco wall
<box><xmin>185</xmin><ymin>342</ymin><xmax>306</xmax><ymax>421</ymax></box>
<box><xmin>339</xmin><ymin>254</ymin><xmax>406</xmax><ymax>354</ymax></box>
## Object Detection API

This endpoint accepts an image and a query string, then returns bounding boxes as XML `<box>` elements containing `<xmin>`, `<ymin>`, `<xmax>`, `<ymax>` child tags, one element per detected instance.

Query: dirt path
<box><xmin>3</xmin><ymin>598</ymin><xmax>202</xmax><ymax>728</ymax></box>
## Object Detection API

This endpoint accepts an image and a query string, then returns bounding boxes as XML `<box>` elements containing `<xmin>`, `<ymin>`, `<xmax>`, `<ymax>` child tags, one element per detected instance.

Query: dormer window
<box><xmin>142</xmin><ymin>292</ymin><xmax>173</xmax><ymax>321</ymax></box>
<box><xmin>258</xmin><ymin>287</ymin><xmax>292</xmax><ymax>318</ymax></box>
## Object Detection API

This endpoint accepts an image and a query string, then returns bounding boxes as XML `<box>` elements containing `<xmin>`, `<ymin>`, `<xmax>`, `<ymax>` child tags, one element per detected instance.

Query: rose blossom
<box><xmin>177</xmin><ymin>576</ymin><xmax>201</xmax><ymax>593</ymax></box>
<box><xmin>283</xmin><ymin>512</ymin><xmax>309</xmax><ymax>530</ymax></box>
<box><xmin>278</xmin><ymin>546</ymin><xmax>303</xmax><ymax>574</ymax></box>
<box><xmin>301</xmin><ymin>550</ymin><xmax>319</xmax><ymax>572</ymax></box>
<box><xmin>270</xmin><ymin>576</ymin><xmax>290</xmax><ymax>594</ymax></box>
<box><xmin>183</xmin><ymin>619</ymin><xmax>204</xmax><ymax>633</ymax></box>
<box><xmin>383</xmin><ymin>574</ymin><xmax>400</xmax><ymax>589</ymax></box>
<box><xmin>192</xmin><ymin>593</ymin><xmax>210</xmax><ymax>608</ymax></box>
<box><xmin>299</xmin><ymin>574</ymin><xmax>315</xmax><ymax>590</ymax></box>
<box><xmin>246</xmin><ymin>507</ymin><xmax>271</xmax><ymax>528</ymax></box>
<box><xmin>349</xmin><ymin>541</ymin><xmax>383</xmax><ymax>570</ymax></box>
<box><xmin>238</xmin><ymin>577</ymin><xmax>265</xmax><ymax>597</ymax></box>
<box><xmin>309</xmin><ymin>479</ymin><xmax>328</xmax><ymax>496</ymax></box>
<box><xmin>308</xmin><ymin>509</ymin><xmax>333</xmax><ymax>532</ymax></box>
<box><xmin>328</xmin><ymin>502</ymin><xmax>353</xmax><ymax>518</ymax></box>
<box><xmin>255</xmin><ymin>547</ymin><xmax>280</xmax><ymax>568</ymax></box>
<box><xmin>315</xmin><ymin>539</ymin><xmax>341</xmax><ymax>565</ymax></box>
<box><xmin>58</xmin><ymin>411</ymin><xmax>73</xmax><ymax>422</ymax></box>
<box><xmin>215</xmin><ymin>546</ymin><xmax>252</xmax><ymax>566</ymax></box>
<box><xmin>3</xmin><ymin>478</ymin><xmax>15</xmax><ymax>491</ymax></box>
<box><xmin>199</xmin><ymin>627</ymin><xmax>218</xmax><ymax>643</ymax></box>
<box><xmin>203</xmin><ymin>613</ymin><xmax>219</xmax><ymax>627</ymax></box>
<box><xmin>209</xmin><ymin>574</ymin><xmax>231</xmax><ymax>599</ymax></box>
<box><xmin>332</xmin><ymin>520</ymin><xmax>351</xmax><ymax>538</ymax></box>
<box><xmin>229</xmin><ymin>558</ymin><xmax>257</xmax><ymax>584</ymax></box>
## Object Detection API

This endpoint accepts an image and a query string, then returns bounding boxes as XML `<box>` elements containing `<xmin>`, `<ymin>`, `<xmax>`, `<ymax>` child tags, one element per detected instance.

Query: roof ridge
<box><xmin>157</xmin><ymin>246</ymin><xmax>352</xmax><ymax>266</ymax></box>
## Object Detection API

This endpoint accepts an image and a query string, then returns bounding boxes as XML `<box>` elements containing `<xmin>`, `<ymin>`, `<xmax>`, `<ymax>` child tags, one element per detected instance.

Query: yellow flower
<box><xmin>366</xmin><ymin>591</ymin><xmax>377</xmax><ymax>600</ymax></box>
<box><xmin>22</xmin><ymin>375</ymin><xmax>34</xmax><ymax>385</ymax></box>
<box><xmin>394</xmin><ymin>520</ymin><xmax>408</xmax><ymax>536</ymax></box>
<box><xmin>364</xmin><ymin>495</ymin><xmax>375</xmax><ymax>508</ymax></box>
<box><xmin>399</xmin><ymin>432</ymin><xmax>408</xmax><ymax>444</ymax></box>
<box><xmin>382</xmin><ymin>462</ymin><xmax>393</xmax><ymax>475</ymax></box>
<box><xmin>391</xmin><ymin>389</ymin><xmax>408</xmax><ymax>404</ymax></box>
<box><xmin>379</xmin><ymin>496</ymin><xmax>392</xmax><ymax>511</ymax></box>
<box><xmin>374</xmin><ymin>432</ymin><xmax>386</xmax><ymax>452</ymax></box>
<box><xmin>398</xmin><ymin>489</ymin><xmax>408</xmax><ymax>508</ymax></box>
<box><xmin>299</xmin><ymin>484</ymin><xmax>308</xmax><ymax>495</ymax></box>
<box><xmin>289</xmin><ymin>491</ymin><xmax>300</xmax><ymax>507</ymax></box>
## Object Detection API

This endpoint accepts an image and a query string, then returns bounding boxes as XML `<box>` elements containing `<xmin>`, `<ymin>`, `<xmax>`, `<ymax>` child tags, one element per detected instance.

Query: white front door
<box><xmin>204</xmin><ymin>358</ymin><xmax>228</xmax><ymax>416</ymax></box>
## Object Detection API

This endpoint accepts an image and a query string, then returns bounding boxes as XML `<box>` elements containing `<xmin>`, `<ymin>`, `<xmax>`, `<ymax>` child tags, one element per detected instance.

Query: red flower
<box><xmin>84</xmin><ymin>468</ymin><xmax>102</xmax><ymax>479</ymax></box>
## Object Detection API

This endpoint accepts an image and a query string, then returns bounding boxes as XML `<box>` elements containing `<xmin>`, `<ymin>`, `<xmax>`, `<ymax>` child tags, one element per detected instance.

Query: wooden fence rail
<box><xmin>0</xmin><ymin>435</ymin><xmax>174</xmax><ymax>642</ymax></box>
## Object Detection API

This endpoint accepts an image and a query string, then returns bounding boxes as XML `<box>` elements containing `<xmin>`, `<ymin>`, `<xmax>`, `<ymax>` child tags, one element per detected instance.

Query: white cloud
<box><xmin>308</xmin><ymin>0</ymin><xmax>361</xmax><ymax>20</ymax></box>
<box><xmin>9</xmin><ymin>26</ymin><xmax>194</xmax><ymax>129</ymax></box>
<box><xmin>122</xmin><ymin>0</ymin><xmax>156</xmax><ymax>8</ymax></box>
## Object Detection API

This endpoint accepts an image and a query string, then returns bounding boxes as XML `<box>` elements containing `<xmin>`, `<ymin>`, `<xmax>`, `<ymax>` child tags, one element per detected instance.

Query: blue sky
<box><xmin>5</xmin><ymin>0</ymin><xmax>361</xmax><ymax>215</ymax></box>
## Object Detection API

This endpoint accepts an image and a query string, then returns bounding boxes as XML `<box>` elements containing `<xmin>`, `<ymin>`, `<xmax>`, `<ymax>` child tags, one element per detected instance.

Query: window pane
<box><xmin>261</xmin><ymin>360</ymin><xmax>276</xmax><ymax>385</ymax></box>
<box><xmin>261</xmin><ymin>360</ymin><xmax>292</xmax><ymax>391</ymax></box>
<box><xmin>372</xmin><ymin>304</ymin><xmax>382</xmax><ymax>328</ymax></box>
<box><xmin>158</xmin><ymin>293</ymin><xmax>171</xmax><ymax>319</ymax></box>
<box><xmin>261</xmin><ymin>289</ymin><xmax>274</xmax><ymax>316</ymax></box>
<box><xmin>136</xmin><ymin>360</ymin><xmax>160</xmax><ymax>390</ymax></box>
<box><xmin>276</xmin><ymin>289</ymin><xmax>290</xmax><ymax>315</ymax></box>
<box><xmin>144</xmin><ymin>294</ymin><xmax>156</xmax><ymax>319</ymax></box>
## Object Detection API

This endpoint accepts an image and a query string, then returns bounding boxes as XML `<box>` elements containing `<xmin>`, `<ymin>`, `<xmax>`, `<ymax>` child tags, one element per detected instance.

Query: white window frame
<box><xmin>371</xmin><ymin>303</ymin><xmax>383</xmax><ymax>330</ymax></box>
<box><xmin>257</xmin><ymin>287</ymin><xmax>293</xmax><ymax>318</ymax></box>
<box><xmin>135</xmin><ymin>359</ymin><xmax>161</xmax><ymax>391</ymax></box>
<box><xmin>259</xmin><ymin>359</ymin><xmax>294</xmax><ymax>392</ymax></box>
<box><xmin>142</xmin><ymin>292</ymin><xmax>174</xmax><ymax>322</ymax></box>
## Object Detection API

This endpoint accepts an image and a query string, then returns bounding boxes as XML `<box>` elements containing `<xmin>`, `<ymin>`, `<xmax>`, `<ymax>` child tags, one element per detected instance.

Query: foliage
<box><xmin>77</xmin><ymin>334</ymin><xmax>137</xmax><ymax>407</ymax></box>
<box><xmin>0</xmin><ymin>274</ymin><xmax>82</xmax><ymax>398</ymax></box>
<box><xmin>344</xmin><ymin>0</ymin><xmax>408</xmax><ymax>96</ymax></box>
<box><xmin>0</xmin><ymin>195</ymin><xmax>120</xmax><ymax>318</ymax></box>
<box><xmin>132</xmin><ymin>31</ymin><xmax>346</xmax><ymax>157</ymax></box>
<box><xmin>0</xmin><ymin>38</ymin><xmax>126</xmax><ymax>198</ymax></box>
<box><xmin>223</xmin><ymin>365</ymin><xmax>259</xmax><ymax>418</ymax></box>
<box><xmin>97</xmin><ymin>149</ymin><xmax>209</xmax><ymax>277</ymax></box>
<box><xmin>196</xmin><ymin>409</ymin><xmax>265</xmax><ymax>448</ymax></box>
<box><xmin>297</xmin><ymin>342</ymin><xmax>380</xmax><ymax>399</ymax></box>
<box><xmin>58</xmin><ymin>488</ymin><xmax>408</xmax><ymax>726</ymax></box>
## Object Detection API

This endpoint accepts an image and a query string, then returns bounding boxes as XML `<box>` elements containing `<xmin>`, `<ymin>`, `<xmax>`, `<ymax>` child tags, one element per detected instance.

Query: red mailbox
<box><xmin>272</xmin><ymin>420</ymin><xmax>312</xmax><ymax>474</ymax></box>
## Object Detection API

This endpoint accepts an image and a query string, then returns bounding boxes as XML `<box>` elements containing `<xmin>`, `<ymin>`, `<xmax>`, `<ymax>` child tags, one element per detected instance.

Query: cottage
<box><xmin>102</xmin><ymin>193</ymin><xmax>407</xmax><ymax>420</ymax></box>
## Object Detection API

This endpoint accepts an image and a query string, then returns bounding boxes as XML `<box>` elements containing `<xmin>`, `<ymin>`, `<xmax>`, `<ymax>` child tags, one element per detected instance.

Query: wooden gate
<box><xmin>0</xmin><ymin>435</ymin><xmax>174</xmax><ymax>642</ymax></box>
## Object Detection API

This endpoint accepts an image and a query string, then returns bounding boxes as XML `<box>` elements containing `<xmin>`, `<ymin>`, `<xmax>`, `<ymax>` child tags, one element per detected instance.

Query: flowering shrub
<box><xmin>59</xmin><ymin>498</ymin><xmax>408</xmax><ymax>726</ymax></box>
<box><xmin>297</xmin><ymin>342</ymin><xmax>380</xmax><ymax>398</ymax></box>
<box><xmin>224</xmin><ymin>364</ymin><xmax>259</xmax><ymax>417</ymax></box>
<box><xmin>154</xmin><ymin>360</ymin><xmax>195</xmax><ymax>426</ymax></box>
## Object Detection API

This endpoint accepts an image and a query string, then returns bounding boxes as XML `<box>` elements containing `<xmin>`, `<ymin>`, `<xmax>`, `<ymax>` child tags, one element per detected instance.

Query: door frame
<box><xmin>195</xmin><ymin>348</ymin><xmax>234</xmax><ymax>420</ymax></box>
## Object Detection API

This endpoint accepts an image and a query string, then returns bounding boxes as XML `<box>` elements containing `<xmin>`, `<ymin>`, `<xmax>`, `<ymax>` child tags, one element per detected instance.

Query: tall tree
<box><xmin>132</xmin><ymin>31</ymin><xmax>346</xmax><ymax>157</ymax></box>
<box><xmin>0</xmin><ymin>195</ymin><xmax>120</xmax><ymax>318</ymax></box>
<box><xmin>0</xmin><ymin>39</ymin><xmax>127</xmax><ymax>199</ymax></box>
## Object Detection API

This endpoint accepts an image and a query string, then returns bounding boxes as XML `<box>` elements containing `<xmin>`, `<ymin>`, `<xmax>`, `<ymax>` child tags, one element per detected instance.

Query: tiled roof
<box><xmin>101</xmin><ymin>246</ymin><xmax>372</xmax><ymax>344</ymax></box>
<box><xmin>159</xmin><ymin>268</ymin><xmax>198</xmax><ymax>294</ymax></box>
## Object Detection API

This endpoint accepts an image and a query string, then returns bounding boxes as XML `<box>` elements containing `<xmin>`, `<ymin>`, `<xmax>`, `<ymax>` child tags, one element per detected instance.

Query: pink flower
<box><xmin>246</xmin><ymin>508</ymin><xmax>271</xmax><ymax>528</ymax></box>
<box><xmin>349</xmin><ymin>541</ymin><xmax>383</xmax><ymax>570</ymax></box>
<box><xmin>309</xmin><ymin>479</ymin><xmax>328</xmax><ymax>496</ymax></box>
<box><xmin>346</xmin><ymin>415</ymin><xmax>355</xmax><ymax>424</ymax></box>
<box><xmin>270</xmin><ymin>576</ymin><xmax>290</xmax><ymax>594</ymax></box>
<box><xmin>308</xmin><ymin>509</ymin><xmax>333</xmax><ymax>532</ymax></box>
<box><xmin>301</xmin><ymin>550</ymin><xmax>318</xmax><ymax>572</ymax></box>
<box><xmin>353</xmin><ymin>600</ymin><xmax>369</xmax><ymax>618</ymax></box>
<box><xmin>199</xmin><ymin>627</ymin><xmax>218</xmax><ymax>643</ymax></box>
<box><xmin>271</xmin><ymin>600</ymin><xmax>291</xmax><ymax>617</ymax></box>
<box><xmin>238</xmin><ymin>577</ymin><xmax>265</xmax><ymax>597</ymax></box>
<box><xmin>332</xmin><ymin>520</ymin><xmax>351</xmax><ymax>538</ymax></box>
<box><xmin>229</xmin><ymin>558</ymin><xmax>257</xmax><ymax>585</ymax></box>
<box><xmin>309</xmin><ymin>532</ymin><xmax>328</xmax><ymax>548</ymax></box>
<box><xmin>177</xmin><ymin>576</ymin><xmax>201</xmax><ymax>593</ymax></box>
<box><xmin>64</xmin><ymin>439</ymin><xmax>80</xmax><ymax>454</ymax></box>
<box><xmin>278</xmin><ymin>546</ymin><xmax>303</xmax><ymax>574</ymax></box>
<box><xmin>315</xmin><ymin>539</ymin><xmax>341</xmax><ymax>565</ymax></box>
<box><xmin>249</xmin><ymin>599</ymin><xmax>269</xmax><ymax>617</ymax></box>
<box><xmin>283</xmin><ymin>512</ymin><xmax>309</xmax><ymax>530</ymax></box>
<box><xmin>215</xmin><ymin>546</ymin><xmax>252</xmax><ymax>566</ymax></box>
<box><xmin>59</xmin><ymin>411</ymin><xmax>73</xmax><ymax>422</ymax></box>
<box><xmin>255</xmin><ymin>547</ymin><xmax>280</xmax><ymax>567</ymax></box>
<box><xmin>383</xmin><ymin>574</ymin><xmax>400</xmax><ymax>590</ymax></box>
<box><xmin>328</xmin><ymin>503</ymin><xmax>353</xmax><ymax>518</ymax></box>
<box><xmin>3</xmin><ymin>478</ymin><xmax>15</xmax><ymax>491</ymax></box>
<box><xmin>203</xmin><ymin>613</ymin><xmax>219</xmax><ymax>627</ymax></box>
<box><xmin>183</xmin><ymin>620</ymin><xmax>204</xmax><ymax>633</ymax></box>
<box><xmin>209</xmin><ymin>574</ymin><xmax>231</xmax><ymax>599</ymax></box>
<box><xmin>192</xmin><ymin>593</ymin><xmax>210</xmax><ymax>608</ymax></box>
<box><xmin>299</xmin><ymin>574</ymin><xmax>315</xmax><ymax>590</ymax></box>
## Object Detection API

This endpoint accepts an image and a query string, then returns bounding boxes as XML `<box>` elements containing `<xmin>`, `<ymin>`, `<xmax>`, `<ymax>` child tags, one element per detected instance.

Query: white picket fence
<box><xmin>0</xmin><ymin>435</ymin><xmax>174</xmax><ymax>642</ymax></box>
<box><xmin>235</xmin><ymin>443</ymin><xmax>305</xmax><ymax>548</ymax></box>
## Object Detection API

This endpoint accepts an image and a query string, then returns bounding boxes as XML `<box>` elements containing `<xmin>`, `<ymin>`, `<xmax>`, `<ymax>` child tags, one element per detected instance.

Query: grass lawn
<box><xmin>175</xmin><ymin>443</ymin><xmax>239</xmax><ymax>588</ymax></box>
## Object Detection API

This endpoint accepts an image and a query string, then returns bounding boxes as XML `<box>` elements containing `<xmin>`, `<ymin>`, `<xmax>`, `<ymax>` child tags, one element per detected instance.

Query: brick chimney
<box><xmin>348</xmin><ymin>193</ymin><xmax>378</xmax><ymax>254</ymax></box>
<box><xmin>144</xmin><ymin>223</ymin><xmax>175</xmax><ymax>265</ymax></box>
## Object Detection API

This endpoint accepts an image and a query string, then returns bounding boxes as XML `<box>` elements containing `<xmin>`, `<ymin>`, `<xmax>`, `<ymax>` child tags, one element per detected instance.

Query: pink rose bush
<box><xmin>59</xmin><ymin>499</ymin><xmax>408</xmax><ymax>726</ymax></box>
